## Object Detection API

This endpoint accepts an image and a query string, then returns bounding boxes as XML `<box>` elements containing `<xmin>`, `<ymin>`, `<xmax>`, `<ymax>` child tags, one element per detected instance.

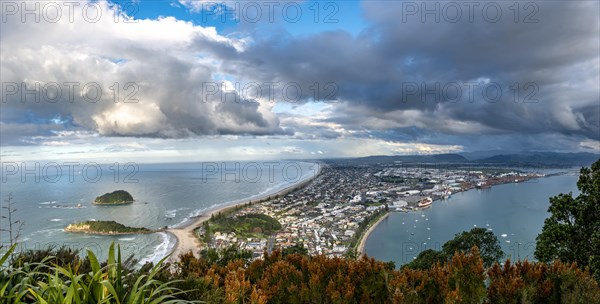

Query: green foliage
<box><xmin>535</xmin><ymin>159</ymin><xmax>600</xmax><ymax>281</ymax></box>
<box><xmin>403</xmin><ymin>249</ymin><xmax>448</xmax><ymax>270</ymax></box>
<box><xmin>3</xmin><ymin>233</ymin><xmax>599</xmax><ymax>303</ymax></box>
<box><xmin>442</xmin><ymin>227</ymin><xmax>504</xmax><ymax>268</ymax></box>
<box><xmin>209</xmin><ymin>213</ymin><xmax>282</xmax><ymax>238</ymax></box>
<box><xmin>199</xmin><ymin>245</ymin><xmax>253</xmax><ymax>268</ymax></box>
<box><xmin>404</xmin><ymin>228</ymin><xmax>503</xmax><ymax>271</ymax></box>
<box><xmin>282</xmin><ymin>243</ymin><xmax>308</xmax><ymax>257</ymax></box>
<box><xmin>347</xmin><ymin>207</ymin><xmax>388</xmax><ymax>255</ymax></box>
<box><xmin>94</xmin><ymin>190</ymin><xmax>134</xmax><ymax>205</ymax></box>
<box><xmin>201</xmin><ymin>221</ymin><xmax>211</xmax><ymax>243</ymax></box>
<box><xmin>168</xmin><ymin>245</ymin><xmax>600</xmax><ymax>303</ymax></box>
<box><xmin>487</xmin><ymin>259</ymin><xmax>600</xmax><ymax>303</ymax></box>
<box><xmin>0</xmin><ymin>243</ymin><xmax>196</xmax><ymax>303</ymax></box>
<box><xmin>66</xmin><ymin>220</ymin><xmax>152</xmax><ymax>234</ymax></box>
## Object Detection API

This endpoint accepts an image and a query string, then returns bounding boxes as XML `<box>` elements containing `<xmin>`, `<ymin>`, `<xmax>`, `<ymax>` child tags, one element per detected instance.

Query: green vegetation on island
<box><xmin>204</xmin><ymin>213</ymin><xmax>282</xmax><ymax>239</ymax></box>
<box><xmin>93</xmin><ymin>190</ymin><xmax>134</xmax><ymax>205</ymax></box>
<box><xmin>64</xmin><ymin>220</ymin><xmax>152</xmax><ymax>235</ymax></box>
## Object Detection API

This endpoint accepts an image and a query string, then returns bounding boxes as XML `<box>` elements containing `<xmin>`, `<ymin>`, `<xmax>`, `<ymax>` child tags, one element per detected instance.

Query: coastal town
<box><xmin>195</xmin><ymin>162</ymin><xmax>547</xmax><ymax>259</ymax></box>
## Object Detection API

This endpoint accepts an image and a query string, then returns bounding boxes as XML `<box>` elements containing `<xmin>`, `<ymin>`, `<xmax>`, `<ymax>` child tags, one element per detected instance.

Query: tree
<box><xmin>200</xmin><ymin>245</ymin><xmax>252</xmax><ymax>267</ymax></box>
<box><xmin>282</xmin><ymin>243</ymin><xmax>308</xmax><ymax>256</ymax></box>
<box><xmin>442</xmin><ymin>227</ymin><xmax>503</xmax><ymax>268</ymax></box>
<box><xmin>535</xmin><ymin>159</ymin><xmax>600</xmax><ymax>281</ymax></box>
<box><xmin>403</xmin><ymin>249</ymin><xmax>447</xmax><ymax>270</ymax></box>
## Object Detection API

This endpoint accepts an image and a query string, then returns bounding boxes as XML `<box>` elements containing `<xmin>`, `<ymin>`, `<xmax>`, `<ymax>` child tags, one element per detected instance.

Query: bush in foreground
<box><xmin>2</xmin><ymin>242</ymin><xmax>598</xmax><ymax>303</ymax></box>
<box><xmin>0</xmin><ymin>243</ymin><xmax>196</xmax><ymax>303</ymax></box>
<box><xmin>167</xmin><ymin>246</ymin><xmax>599</xmax><ymax>303</ymax></box>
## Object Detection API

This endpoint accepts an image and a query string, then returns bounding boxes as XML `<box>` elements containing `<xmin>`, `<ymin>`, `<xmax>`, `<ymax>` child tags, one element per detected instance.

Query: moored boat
<box><xmin>417</xmin><ymin>197</ymin><xmax>433</xmax><ymax>208</ymax></box>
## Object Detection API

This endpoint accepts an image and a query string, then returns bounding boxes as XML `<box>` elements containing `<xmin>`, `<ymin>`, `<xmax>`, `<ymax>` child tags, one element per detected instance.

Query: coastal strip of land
<box><xmin>355</xmin><ymin>174</ymin><xmax>556</xmax><ymax>257</ymax></box>
<box><xmin>356</xmin><ymin>212</ymin><xmax>389</xmax><ymax>256</ymax></box>
<box><xmin>165</xmin><ymin>163</ymin><xmax>321</xmax><ymax>261</ymax></box>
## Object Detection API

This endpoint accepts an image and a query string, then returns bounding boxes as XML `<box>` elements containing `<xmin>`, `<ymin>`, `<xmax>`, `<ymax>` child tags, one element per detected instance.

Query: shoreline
<box><xmin>165</xmin><ymin>163</ymin><xmax>322</xmax><ymax>261</ymax></box>
<box><xmin>92</xmin><ymin>200</ymin><xmax>134</xmax><ymax>206</ymax></box>
<box><xmin>356</xmin><ymin>212</ymin><xmax>389</xmax><ymax>257</ymax></box>
<box><xmin>356</xmin><ymin>174</ymin><xmax>562</xmax><ymax>257</ymax></box>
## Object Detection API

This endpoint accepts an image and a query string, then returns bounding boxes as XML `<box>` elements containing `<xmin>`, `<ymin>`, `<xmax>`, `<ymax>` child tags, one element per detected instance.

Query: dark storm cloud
<box><xmin>1</xmin><ymin>0</ymin><xmax>598</xmax><ymax>153</ymax></box>
<box><xmin>220</xmin><ymin>1</ymin><xmax>599</xmax><ymax>148</ymax></box>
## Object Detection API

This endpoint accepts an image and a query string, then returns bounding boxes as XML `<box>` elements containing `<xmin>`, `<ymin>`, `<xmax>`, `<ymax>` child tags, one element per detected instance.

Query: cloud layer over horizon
<box><xmin>1</xmin><ymin>0</ymin><xmax>599</xmax><ymax>160</ymax></box>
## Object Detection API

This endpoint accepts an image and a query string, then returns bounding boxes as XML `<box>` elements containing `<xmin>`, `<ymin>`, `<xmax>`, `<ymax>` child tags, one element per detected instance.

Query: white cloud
<box><xmin>580</xmin><ymin>139</ymin><xmax>600</xmax><ymax>152</ymax></box>
<box><xmin>1</xmin><ymin>0</ymin><xmax>272</xmax><ymax>142</ymax></box>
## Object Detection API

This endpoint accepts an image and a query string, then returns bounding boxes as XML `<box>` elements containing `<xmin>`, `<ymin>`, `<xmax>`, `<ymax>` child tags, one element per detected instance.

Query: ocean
<box><xmin>363</xmin><ymin>173</ymin><xmax>581</xmax><ymax>266</ymax></box>
<box><xmin>0</xmin><ymin>161</ymin><xmax>319</xmax><ymax>264</ymax></box>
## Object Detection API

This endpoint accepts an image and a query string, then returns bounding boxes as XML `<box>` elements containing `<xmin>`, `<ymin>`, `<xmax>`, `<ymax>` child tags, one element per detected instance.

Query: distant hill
<box><xmin>338</xmin><ymin>154</ymin><xmax>469</xmax><ymax>165</ymax></box>
<box><xmin>459</xmin><ymin>150</ymin><xmax>522</xmax><ymax>161</ymax></box>
<box><xmin>325</xmin><ymin>152</ymin><xmax>598</xmax><ymax>167</ymax></box>
<box><xmin>476</xmin><ymin>152</ymin><xmax>599</xmax><ymax>167</ymax></box>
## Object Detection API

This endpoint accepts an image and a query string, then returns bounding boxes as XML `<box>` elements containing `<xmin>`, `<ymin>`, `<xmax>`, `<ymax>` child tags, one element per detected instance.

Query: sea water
<box><xmin>0</xmin><ymin>161</ymin><xmax>319</xmax><ymax>264</ymax></box>
<box><xmin>363</xmin><ymin>173</ymin><xmax>581</xmax><ymax>266</ymax></box>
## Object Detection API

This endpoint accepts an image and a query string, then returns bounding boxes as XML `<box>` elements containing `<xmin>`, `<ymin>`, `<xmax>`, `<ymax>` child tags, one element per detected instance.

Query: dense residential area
<box><xmin>198</xmin><ymin>162</ymin><xmax>548</xmax><ymax>258</ymax></box>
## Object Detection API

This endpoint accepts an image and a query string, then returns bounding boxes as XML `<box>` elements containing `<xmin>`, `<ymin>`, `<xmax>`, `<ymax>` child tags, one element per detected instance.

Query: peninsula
<box><xmin>64</xmin><ymin>220</ymin><xmax>152</xmax><ymax>235</ymax></box>
<box><xmin>93</xmin><ymin>190</ymin><xmax>134</xmax><ymax>205</ymax></box>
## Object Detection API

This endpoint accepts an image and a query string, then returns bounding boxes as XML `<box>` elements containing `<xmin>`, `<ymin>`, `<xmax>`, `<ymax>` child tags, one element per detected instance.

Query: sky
<box><xmin>1</xmin><ymin>0</ymin><xmax>599</xmax><ymax>163</ymax></box>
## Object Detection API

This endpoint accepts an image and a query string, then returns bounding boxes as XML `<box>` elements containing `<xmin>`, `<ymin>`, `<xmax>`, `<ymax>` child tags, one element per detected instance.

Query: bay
<box><xmin>363</xmin><ymin>173</ymin><xmax>581</xmax><ymax>266</ymax></box>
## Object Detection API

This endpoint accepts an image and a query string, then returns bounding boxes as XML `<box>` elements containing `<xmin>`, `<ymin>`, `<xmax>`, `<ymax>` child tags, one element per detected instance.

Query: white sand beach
<box><xmin>165</xmin><ymin>164</ymin><xmax>321</xmax><ymax>261</ymax></box>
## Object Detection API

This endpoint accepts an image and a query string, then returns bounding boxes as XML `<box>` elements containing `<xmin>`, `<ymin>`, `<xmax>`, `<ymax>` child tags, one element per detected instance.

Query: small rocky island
<box><xmin>93</xmin><ymin>190</ymin><xmax>134</xmax><ymax>205</ymax></box>
<box><xmin>64</xmin><ymin>220</ymin><xmax>152</xmax><ymax>235</ymax></box>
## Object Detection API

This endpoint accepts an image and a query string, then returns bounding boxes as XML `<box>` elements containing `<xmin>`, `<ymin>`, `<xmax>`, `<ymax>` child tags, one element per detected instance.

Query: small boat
<box><xmin>442</xmin><ymin>189</ymin><xmax>452</xmax><ymax>199</ymax></box>
<box><xmin>476</xmin><ymin>182</ymin><xmax>491</xmax><ymax>189</ymax></box>
<box><xmin>417</xmin><ymin>197</ymin><xmax>433</xmax><ymax>208</ymax></box>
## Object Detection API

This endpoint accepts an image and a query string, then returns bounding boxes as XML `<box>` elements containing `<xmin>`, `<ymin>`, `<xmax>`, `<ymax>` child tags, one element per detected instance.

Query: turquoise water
<box><xmin>0</xmin><ymin>161</ymin><xmax>318</xmax><ymax>263</ymax></box>
<box><xmin>363</xmin><ymin>174</ymin><xmax>581</xmax><ymax>266</ymax></box>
